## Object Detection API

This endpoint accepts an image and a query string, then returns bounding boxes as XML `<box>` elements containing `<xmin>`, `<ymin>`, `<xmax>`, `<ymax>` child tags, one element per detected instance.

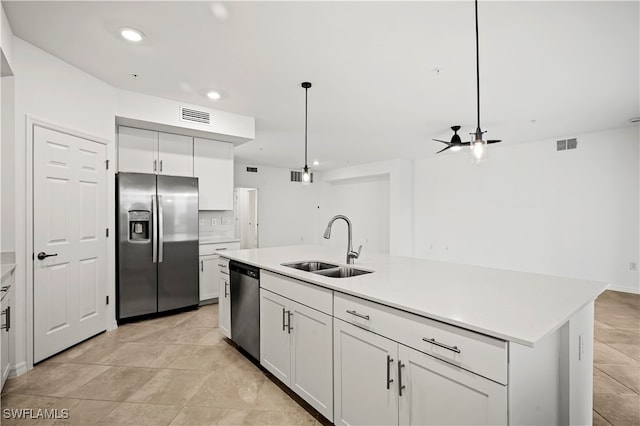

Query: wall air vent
<box><xmin>246</xmin><ymin>166</ymin><xmax>258</xmax><ymax>173</ymax></box>
<box><xmin>557</xmin><ymin>138</ymin><xmax>578</xmax><ymax>151</ymax></box>
<box><xmin>290</xmin><ymin>170</ymin><xmax>314</xmax><ymax>183</ymax></box>
<box><xmin>180</xmin><ymin>106</ymin><xmax>210</xmax><ymax>125</ymax></box>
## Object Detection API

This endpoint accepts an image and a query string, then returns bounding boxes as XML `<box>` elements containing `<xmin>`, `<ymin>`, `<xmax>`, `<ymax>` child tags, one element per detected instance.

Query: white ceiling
<box><xmin>4</xmin><ymin>1</ymin><xmax>639</xmax><ymax>170</ymax></box>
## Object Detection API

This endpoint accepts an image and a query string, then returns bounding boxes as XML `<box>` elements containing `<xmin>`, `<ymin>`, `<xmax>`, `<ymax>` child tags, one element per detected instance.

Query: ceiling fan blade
<box><xmin>487</xmin><ymin>139</ymin><xmax>502</xmax><ymax>144</ymax></box>
<box><xmin>459</xmin><ymin>142</ymin><xmax>471</xmax><ymax>146</ymax></box>
<box><xmin>436</xmin><ymin>145</ymin><xmax>452</xmax><ymax>154</ymax></box>
<box><xmin>433</xmin><ymin>139</ymin><xmax>450</xmax><ymax>144</ymax></box>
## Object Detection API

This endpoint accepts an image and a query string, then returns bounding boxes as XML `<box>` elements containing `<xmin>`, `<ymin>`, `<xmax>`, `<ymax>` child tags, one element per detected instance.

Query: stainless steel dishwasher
<box><xmin>229</xmin><ymin>260</ymin><xmax>260</xmax><ymax>360</ymax></box>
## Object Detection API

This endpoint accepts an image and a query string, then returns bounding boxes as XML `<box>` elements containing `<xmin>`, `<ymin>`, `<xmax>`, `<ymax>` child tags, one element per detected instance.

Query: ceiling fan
<box><xmin>433</xmin><ymin>0</ymin><xmax>502</xmax><ymax>161</ymax></box>
<box><xmin>433</xmin><ymin>125</ymin><xmax>501</xmax><ymax>154</ymax></box>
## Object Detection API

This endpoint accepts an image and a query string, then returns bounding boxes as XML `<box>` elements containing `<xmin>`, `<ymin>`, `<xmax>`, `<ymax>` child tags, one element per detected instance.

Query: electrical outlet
<box><xmin>630</xmin><ymin>261</ymin><xmax>638</xmax><ymax>271</ymax></box>
<box><xmin>221</xmin><ymin>217</ymin><xmax>230</xmax><ymax>225</ymax></box>
<box><xmin>211</xmin><ymin>218</ymin><xmax>217</xmax><ymax>226</ymax></box>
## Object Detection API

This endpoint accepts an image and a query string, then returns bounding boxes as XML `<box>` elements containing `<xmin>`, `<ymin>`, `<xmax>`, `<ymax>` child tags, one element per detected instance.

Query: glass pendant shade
<box><xmin>471</xmin><ymin>137</ymin><xmax>487</xmax><ymax>163</ymax></box>
<box><xmin>302</xmin><ymin>165</ymin><xmax>311</xmax><ymax>185</ymax></box>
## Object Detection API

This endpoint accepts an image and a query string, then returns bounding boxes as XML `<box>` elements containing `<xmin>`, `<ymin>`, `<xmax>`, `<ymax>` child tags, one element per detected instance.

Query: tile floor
<box><xmin>1</xmin><ymin>289</ymin><xmax>638</xmax><ymax>425</ymax></box>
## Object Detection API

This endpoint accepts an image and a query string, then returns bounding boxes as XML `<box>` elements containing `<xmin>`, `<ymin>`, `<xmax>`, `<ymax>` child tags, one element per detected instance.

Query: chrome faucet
<box><xmin>323</xmin><ymin>215</ymin><xmax>362</xmax><ymax>264</ymax></box>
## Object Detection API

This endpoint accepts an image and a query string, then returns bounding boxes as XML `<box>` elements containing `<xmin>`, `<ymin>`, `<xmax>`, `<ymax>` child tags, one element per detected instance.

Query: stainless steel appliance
<box><xmin>229</xmin><ymin>261</ymin><xmax>260</xmax><ymax>360</ymax></box>
<box><xmin>117</xmin><ymin>172</ymin><xmax>199</xmax><ymax>320</ymax></box>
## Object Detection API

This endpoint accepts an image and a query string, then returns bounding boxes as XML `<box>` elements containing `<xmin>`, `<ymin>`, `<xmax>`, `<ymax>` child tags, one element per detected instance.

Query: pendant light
<box><xmin>301</xmin><ymin>82</ymin><xmax>312</xmax><ymax>184</ymax></box>
<box><xmin>470</xmin><ymin>0</ymin><xmax>501</xmax><ymax>163</ymax></box>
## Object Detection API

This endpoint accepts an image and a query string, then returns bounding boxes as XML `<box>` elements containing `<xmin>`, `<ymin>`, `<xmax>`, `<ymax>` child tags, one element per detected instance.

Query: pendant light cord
<box><xmin>475</xmin><ymin>0</ymin><xmax>481</xmax><ymax>131</ymax></box>
<box><xmin>304</xmin><ymin>85</ymin><xmax>308</xmax><ymax>167</ymax></box>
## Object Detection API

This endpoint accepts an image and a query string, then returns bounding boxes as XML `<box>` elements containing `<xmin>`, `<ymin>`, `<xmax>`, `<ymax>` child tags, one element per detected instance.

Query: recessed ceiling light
<box><xmin>312</xmin><ymin>160</ymin><xmax>319</xmax><ymax>166</ymax></box>
<box><xmin>120</xmin><ymin>27</ymin><xmax>144</xmax><ymax>42</ymax></box>
<box><xmin>206</xmin><ymin>91</ymin><xmax>221</xmax><ymax>100</ymax></box>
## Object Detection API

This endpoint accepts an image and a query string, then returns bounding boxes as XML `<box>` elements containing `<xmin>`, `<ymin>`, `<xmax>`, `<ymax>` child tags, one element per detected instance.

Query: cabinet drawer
<box><xmin>334</xmin><ymin>292</ymin><xmax>507</xmax><ymax>384</ymax></box>
<box><xmin>261</xmin><ymin>271</ymin><xmax>332</xmax><ymax>315</ymax></box>
<box><xmin>217</xmin><ymin>258</ymin><xmax>229</xmax><ymax>275</ymax></box>
<box><xmin>199</xmin><ymin>241</ymin><xmax>240</xmax><ymax>256</ymax></box>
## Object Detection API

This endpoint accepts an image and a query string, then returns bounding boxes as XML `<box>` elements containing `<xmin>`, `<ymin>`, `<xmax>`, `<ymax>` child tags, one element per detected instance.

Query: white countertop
<box><xmin>220</xmin><ymin>245</ymin><xmax>607</xmax><ymax>347</ymax></box>
<box><xmin>199</xmin><ymin>236</ymin><xmax>240</xmax><ymax>244</ymax></box>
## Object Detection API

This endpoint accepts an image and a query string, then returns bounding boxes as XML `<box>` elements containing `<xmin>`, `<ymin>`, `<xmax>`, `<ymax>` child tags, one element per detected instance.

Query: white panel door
<box><xmin>117</xmin><ymin>126</ymin><xmax>157</xmax><ymax>173</ymax></box>
<box><xmin>290</xmin><ymin>301</ymin><xmax>333</xmax><ymax>421</ymax></box>
<box><xmin>259</xmin><ymin>289</ymin><xmax>291</xmax><ymax>384</ymax></box>
<box><xmin>33</xmin><ymin>126</ymin><xmax>107</xmax><ymax>363</ymax></box>
<box><xmin>193</xmin><ymin>138</ymin><xmax>233</xmax><ymax>210</ymax></box>
<box><xmin>158</xmin><ymin>132</ymin><xmax>193</xmax><ymax>177</ymax></box>
<box><xmin>398</xmin><ymin>345</ymin><xmax>507</xmax><ymax>426</ymax></box>
<box><xmin>334</xmin><ymin>319</ymin><xmax>398</xmax><ymax>426</ymax></box>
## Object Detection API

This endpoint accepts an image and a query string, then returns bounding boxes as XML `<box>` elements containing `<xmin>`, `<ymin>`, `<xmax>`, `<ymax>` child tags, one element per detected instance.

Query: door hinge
<box><xmin>106</xmin><ymin>295</ymin><xmax>109</xmax><ymax>305</ymax></box>
<box><xmin>105</xmin><ymin>159</ymin><xmax>109</xmax><ymax>170</ymax></box>
<box><xmin>106</xmin><ymin>228</ymin><xmax>109</xmax><ymax>237</ymax></box>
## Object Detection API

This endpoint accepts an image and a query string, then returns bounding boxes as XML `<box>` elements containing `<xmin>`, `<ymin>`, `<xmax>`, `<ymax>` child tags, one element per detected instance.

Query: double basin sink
<box><xmin>282</xmin><ymin>261</ymin><xmax>372</xmax><ymax>278</ymax></box>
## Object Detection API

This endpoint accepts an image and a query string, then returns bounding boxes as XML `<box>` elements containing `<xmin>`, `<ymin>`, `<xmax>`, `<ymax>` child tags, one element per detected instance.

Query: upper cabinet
<box><xmin>194</xmin><ymin>138</ymin><xmax>234</xmax><ymax>210</ymax></box>
<box><xmin>117</xmin><ymin>126</ymin><xmax>193</xmax><ymax>177</ymax></box>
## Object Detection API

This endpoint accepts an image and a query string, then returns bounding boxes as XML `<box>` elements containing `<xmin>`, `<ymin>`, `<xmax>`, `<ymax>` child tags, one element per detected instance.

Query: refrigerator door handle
<box><xmin>152</xmin><ymin>195</ymin><xmax>158</xmax><ymax>264</ymax></box>
<box><xmin>158</xmin><ymin>195</ymin><xmax>164</xmax><ymax>263</ymax></box>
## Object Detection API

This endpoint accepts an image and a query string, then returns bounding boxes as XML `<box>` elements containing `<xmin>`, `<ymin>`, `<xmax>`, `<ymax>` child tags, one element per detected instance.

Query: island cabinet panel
<box><xmin>259</xmin><ymin>286</ymin><xmax>333</xmax><ymax>421</ymax></box>
<box><xmin>398</xmin><ymin>345</ymin><xmax>507</xmax><ymax>426</ymax></box>
<box><xmin>334</xmin><ymin>319</ymin><xmax>399</xmax><ymax>426</ymax></box>
<box><xmin>217</xmin><ymin>259</ymin><xmax>231</xmax><ymax>338</ymax></box>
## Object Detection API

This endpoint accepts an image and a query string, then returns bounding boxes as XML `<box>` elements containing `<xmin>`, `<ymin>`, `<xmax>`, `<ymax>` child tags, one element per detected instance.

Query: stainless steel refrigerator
<box><xmin>116</xmin><ymin>172</ymin><xmax>199</xmax><ymax>320</ymax></box>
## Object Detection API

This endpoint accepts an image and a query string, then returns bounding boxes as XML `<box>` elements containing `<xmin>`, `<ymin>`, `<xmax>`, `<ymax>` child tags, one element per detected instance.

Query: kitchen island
<box><xmin>219</xmin><ymin>245</ymin><xmax>607</xmax><ymax>425</ymax></box>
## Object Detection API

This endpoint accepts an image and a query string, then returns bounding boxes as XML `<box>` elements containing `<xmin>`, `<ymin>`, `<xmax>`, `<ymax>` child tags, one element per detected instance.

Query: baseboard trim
<box><xmin>9</xmin><ymin>361</ymin><xmax>28</xmax><ymax>378</ymax></box>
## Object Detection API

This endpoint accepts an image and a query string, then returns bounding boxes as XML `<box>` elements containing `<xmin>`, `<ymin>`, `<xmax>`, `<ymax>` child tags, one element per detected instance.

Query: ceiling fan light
<box><xmin>302</xmin><ymin>165</ymin><xmax>311</xmax><ymax>185</ymax></box>
<box><xmin>450</xmin><ymin>145</ymin><xmax>462</xmax><ymax>152</ymax></box>
<box><xmin>471</xmin><ymin>139</ymin><xmax>487</xmax><ymax>163</ymax></box>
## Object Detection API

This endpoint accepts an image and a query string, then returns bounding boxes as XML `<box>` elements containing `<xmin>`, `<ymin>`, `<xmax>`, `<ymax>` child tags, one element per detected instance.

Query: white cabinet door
<box><xmin>260</xmin><ymin>289</ymin><xmax>291</xmax><ymax>384</ymax></box>
<box><xmin>199</xmin><ymin>254</ymin><xmax>220</xmax><ymax>303</ymax></box>
<box><xmin>193</xmin><ymin>138</ymin><xmax>234</xmax><ymax>210</ymax></box>
<box><xmin>218</xmin><ymin>272</ymin><xmax>231</xmax><ymax>338</ymax></box>
<box><xmin>290</xmin><ymin>301</ymin><xmax>333</xmax><ymax>421</ymax></box>
<box><xmin>118</xmin><ymin>126</ymin><xmax>157</xmax><ymax>173</ymax></box>
<box><xmin>1</xmin><ymin>289</ymin><xmax>10</xmax><ymax>388</ymax></box>
<box><xmin>398</xmin><ymin>345</ymin><xmax>507</xmax><ymax>426</ymax></box>
<box><xmin>158</xmin><ymin>132</ymin><xmax>193</xmax><ymax>177</ymax></box>
<box><xmin>334</xmin><ymin>319</ymin><xmax>399</xmax><ymax>426</ymax></box>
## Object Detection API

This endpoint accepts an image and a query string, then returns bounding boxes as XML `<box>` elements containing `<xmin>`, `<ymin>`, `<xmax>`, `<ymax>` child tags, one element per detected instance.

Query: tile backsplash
<box><xmin>199</xmin><ymin>210</ymin><xmax>236</xmax><ymax>238</ymax></box>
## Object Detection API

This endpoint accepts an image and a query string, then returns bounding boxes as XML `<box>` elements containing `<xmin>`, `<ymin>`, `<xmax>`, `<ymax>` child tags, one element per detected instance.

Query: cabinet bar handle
<box><xmin>0</xmin><ymin>285</ymin><xmax>9</xmax><ymax>293</ymax></box>
<box><xmin>346</xmin><ymin>309</ymin><xmax>370</xmax><ymax>320</ymax></box>
<box><xmin>201</xmin><ymin>260</ymin><xmax>204</xmax><ymax>272</ymax></box>
<box><xmin>217</xmin><ymin>263</ymin><xmax>226</xmax><ymax>268</ymax></box>
<box><xmin>398</xmin><ymin>360</ymin><xmax>405</xmax><ymax>396</ymax></box>
<box><xmin>159</xmin><ymin>160</ymin><xmax>163</xmax><ymax>172</ymax></box>
<box><xmin>282</xmin><ymin>308</ymin><xmax>287</xmax><ymax>331</ymax></box>
<box><xmin>224</xmin><ymin>281</ymin><xmax>229</xmax><ymax>298</ymax></box>
<box><xmin>215</xmin><ymin>248</ymin><xmax>228</xmax><ymax>251</ymax></box>
<box><xmin>1</xmin><ymin>306</ymin><xmax>10</xmax><ymax>331</ymax></box>
<box><xmin>153</xmin><ymin>160</ymin><xmax>157</xmax><ymax>172</ymax></box>
<box><xmin>288</xmin><ymin>311</ymin><xmax>294</xmax><ymax>334</ymax></box>
<box><xmin>422</xmin><ymin>337</ymin><xmax>461</xmax><ymax>354</ymax></box>
<box><xmin>386</xmin><ymin>355</ymin><xmax>394</xmax><ymax>389</ymax></box>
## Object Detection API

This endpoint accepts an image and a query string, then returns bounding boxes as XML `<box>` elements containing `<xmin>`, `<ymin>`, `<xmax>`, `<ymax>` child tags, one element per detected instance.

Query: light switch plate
<box><xmin>211</xmin><ymin>218</ymin><xmax>217</xmax><ymax>226</ymax></box>
<box><xmin>221</xmin><ymin>217</ymin><xmax>230</xmax><ymax>225</ymax></box>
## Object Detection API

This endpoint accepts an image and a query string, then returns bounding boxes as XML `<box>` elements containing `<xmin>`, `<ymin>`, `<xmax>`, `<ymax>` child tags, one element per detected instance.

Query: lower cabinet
<box><xmin>1</xmin><ymin>274</ymin><xmax>13</xmax><ymax>389</ymax></box>
<box><xmin>260</xmin><ymin>288</ymin><xmax>333</xmax><ymax>421</ymax></box>
<box><xmin>334</xmin><ymin>319</ymin><xmax>507</xmax><ymax>426</ymax></box>
<box><xmin>218</xmin><ymin>259</ymin><xmax>231</xmax><ymax>338</ymax></box>
<box><xmin>199</xmin><ymin>254</ymin><xmax>220</xmax><ymax>303</ymax></box>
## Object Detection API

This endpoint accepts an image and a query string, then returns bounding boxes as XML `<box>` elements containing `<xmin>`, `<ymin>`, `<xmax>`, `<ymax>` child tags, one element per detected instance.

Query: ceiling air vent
<box><xmin>557</xmin><ymin>138</ymin><xmax>578</xmax><ymax>151</ymax></box>
<box><xmin>290</xmin><ymin>170</ymin><xmax>314</xmax><ymax>183</ymax></box>
<box><xmin>180</xmin><ymin>106</ymin><xmax>210</xmax><ymax>125</ymax></box>
<box><xmin>246</xmin><ymin>166</ymin><xmax>258</xmax><ymax>173</ymax></box>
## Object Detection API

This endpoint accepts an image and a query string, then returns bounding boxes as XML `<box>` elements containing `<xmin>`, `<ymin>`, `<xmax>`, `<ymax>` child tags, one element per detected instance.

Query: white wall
<box><xmin>413</xmin><ymin>126</ymin><xmax>639</xmax><ymax>294</ymax></box>
<box><xmin>1</xmin><ymin>74</ymin><xmax>14</xmax><ymax>252</ymax></box>
<box><xmin>319</xmin><ymin>175</ymin><xmax>390</xmax><ymax>255</ymax></box>
<box><xmin>234</xmin><ymin>163</ymin><xmax>321</xmax><ymax>248</ymax></box>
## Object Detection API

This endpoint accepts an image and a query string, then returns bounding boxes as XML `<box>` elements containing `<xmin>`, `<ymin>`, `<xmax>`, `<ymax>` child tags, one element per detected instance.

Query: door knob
<box><xmin>37</xmin><ymin>252</ymin><xmax>58</xmax><ymax>260</ymax></box>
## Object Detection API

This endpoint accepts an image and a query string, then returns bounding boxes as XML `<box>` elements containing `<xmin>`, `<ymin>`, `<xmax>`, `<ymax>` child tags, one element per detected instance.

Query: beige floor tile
<box><xmin>0</xmin><ymin>394</ymin><xmax>58</xmax><ymax>426</ymax></box>
<box><xmin>97</xmin><ymin>402</ymin><xmax>180</xmax><ymax>426</ymax></box>
<box><xmin>596</xmin><ymin>364</ymin><xmax>640</xmax><ymax>393</ymax></box>
<box><xmin>137</xmin><ymin>326</ymin><xmax>211</xmax><ymax>345</ymax></box>
<box><xmin>186</xmin><ymin>370</ymin><xmax>265</xmax><ymax>409</ymax></box>
<box><xmin>594</xmin><ymin>393</ymin><xmax>640</xmax><ymax>426</ymax></box>
<box><xmin>58</xmin><ymin>399</ymin><xmax>120</xmax><ymax>425</ymax></box>
<box><xmin>166</xmin><ymin>343</ymin><xmax>239</xmax><ymax>371</ymax></box>
<box><xmin>169</xmin><ymin>406</ymin><xmax>227</xmax><ymax>425</ymax></box>
<box><xmin>0</xmin><ymin>394</ymin><xmax>117</xmax><ymax>426</ymax></box>
<box><xmin>220</xmin><ymin>408</ymin><xmax>317</xmax><ymax>426</ymax></box>
<box><xmin>100</xmin><ymin>342</ymin><xmax>193</xmax><ymax>368</ymax></box>
<box><xmin>2</xmin><ymin>364</ymin><xmax>110</xmax><ymax>397</ymax></box>
<box><xmin>127</xmin><ymin>369</ymin><xmax>212</xmax><ymax>406</ymax></box>
<box><xmin>608</xmin><ymin>343</ymin><xmax>640</xmax><ymax>362</ymax></box>
<box><xmin>595</xmin><ymin>342</ymin><xmax>639</xmax><ymax>365</ymax></box>
<box><xmin>65</xmin><ymin>366</ymin><xmax>158</xmax><ymax>402</ymax></box>
<box><xmin>594</xmin><ymin>367</ymin><xmax>637</xmax><ymax>394</ymax></box>
<box><xmin>107</xmin><ymin>324</ymin><xmax>165</xmax><ymax>343</ymax></box>
<box><xmin>176</xmin><ymin>305</ymin><xmax>218</xmax><ymax>328</ymax></box>
<box><xmin>196</xmin><ymin>328</ymin><xmax>226</xmax><ymax>346</ymax></box>
<box><xmin>596</xmin><ymin>312</ymin><xmax>640</xmax><ymax>330</ymax></box>
<box><xmin>593</xmin><ymin>410</ymin><xmax>613</xmax><ymax>426</ymax></box>
<box><xmin>595</xmin><ymin>321</ymin><xmax>640</xmax><ymax>345</ymax></box>
<box><xmin>140</xmin><ymin>310</ymin><xmax>199</xmax><ymax>328</ymax></box>
<box><xmin>253</xmin><ymin>379</ymin><xmax>308</xmax><ymax>413</ymax></box>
